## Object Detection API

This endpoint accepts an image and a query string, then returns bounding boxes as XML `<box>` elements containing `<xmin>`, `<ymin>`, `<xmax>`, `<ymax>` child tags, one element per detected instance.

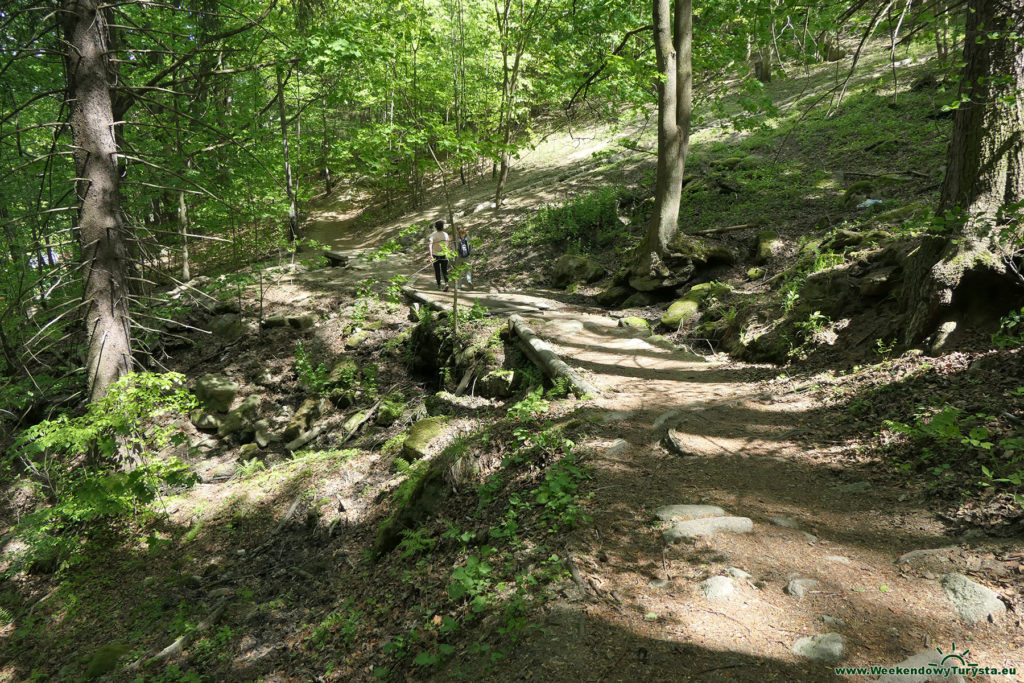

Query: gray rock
<box><xmin>821</xmin><ymin>615</ymin><xmax>846</xmax><ymax>627</ymax></box>
<box><xmin>345</xmin><ymin>330</ymin><xmax>369</xmax><ymax>349</ymax></box>
<box><xmin>600</xmin><ymin>411</ymin><xmax>631</xmax><ymax>424</ymax></box>
<box><xmin>896</xmin><ymin>547</ymin><xmax>955</xmax><ymax>565</ymax></box>
<box><xmin>824</xmin><ymin>555</ymin><xmax>851</xmax><ymax>565</ymax></box>
<box><xmin>697</xmin><ymin>576</ymin><xmax>735</xmax><ymax>600</ymax></box>
<box><xmin>478</xmin><ymin>369</ymin><xmax>515</xmax><ymax>398</ymax></box>
<box><xmin>653</xmin><ymin>409</ymin><xmax>681</xmax><ymax>431</ymax></box>
<box><xmin>622</xmin><ymin>291</ymin><xmax>657</xmax><ymax>307</ymax></box>
<box><xmin>287</xmin><ymin>313</ymin><xmax>317</xmax><ymax>331</ymax></box>
<box><xmin>785</xmin><ymin>578</ymin><xmax>820</xmax><ymax>599</ymax></box>
<box><xmin>770</xmin><ymin>516</ymin><xmax>800</xmax><ymax>529</ymax></box>
<box><xmin>876</xmin><ymin>650</ymin><xmax>967</xmax><ymax>682</ymax></box>
<box><xmin>604</xmin><ymin>439</ymin><xmax>629</xmax><ymax>456</ymax></box>
<box><xmin>210</xmin><ymin>313</ymin><xmax>246</xmax><ymax>341</ymax></box>
<box><xmin>552</xmin><ymin>254</ymin><xmax>606</xmax><ymax>289</ymax></box>
<box><xmin>663</xmin><ymin>516</ymin><xmax>754</xmax><ymax>543</ymax></box>
<box><xmin>803</xmin><ymin>533</ymin><xmax>819</xmax><ymax>544</ymax></box>
<box><xmin>218</xmin><ymin>395</ymin><xmax>261</xmax><ymax>439</ymax></box>
<box><xmin>940</xmin><ymin>573</ymin><xmax>1006</xmax><ymax>623</ymax></box>
<box><xmin>647</xmin><ymin>578</ymin><xmax>670</xmax><ymax>589</ymax></box>
<box><xmin>791</xmin><ymin>633</ymin><xmax>844</xmax><ymax>662</ymax></box>
<box><xmin>253</xmin><ymin>420</ymin><xmax>275</xmax><ymax>448</ymax></box>
<box><xmin>283</xmin><ymin>398</ymin><xmax>322</xmax><ymax>440</ymax></box>
<box><xmin>726</xmin><ymin>567</ymin><xmax>752</xmax><ymax>580</ymax></box>
<box><xmin>193</xmin><ymin>374</ymin><xmax>239</xmax><ymax>413</ymax></box>
<box><xmin>191</xmin><ymin>411</ymin><xmax>222</xmax><ymax>431</ymax></box>
<box><xmin>655</xmin><ymin>504</ymin><xmax>726</xmax><ymax>522</ymax></box>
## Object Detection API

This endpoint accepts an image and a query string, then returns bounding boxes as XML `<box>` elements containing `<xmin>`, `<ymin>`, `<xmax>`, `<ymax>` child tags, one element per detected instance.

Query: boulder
<box><xmin>791</xmin><ymin>633</ymin><xmax>844</xmax><ymax>662</ymax></box>
<box><xmin>210</xmin><ymin>314</ymin><xmax>246</xmax><ymax>342</ymax></box>
<box><xmin>704</xmin><ymin>244</ymin><xmax>737</xmax><ymax>265</ymax></box>
<box><xmin>663</xmin><ymin>516</ymin><xmax>754</xmax><ymax>543</ymax></box>
<box><xmin>595</xmin><ymin>284</ymin><xmax>632</xmax><ymax>306</ymax></box>
<box><xmin>287</xmin><ymin>313</ymin><xmax>317</xmax><ymax>331</ymax></box>
<box><xmin>263</xmin><ymin>314</ymin><xmax>288</xmax><ymax>329</ymax></box>
<box><xmin>193</xmin><ymin>374</ymin><xmax>238</xmax><ymax>413</ymax></box>
<box><xmin>622</xmin><ymin>291</ymin><xmax>658</xmax><ymax>307</ymax></box>
<box><xmin>618</xmin><ymin>317</ymin><xmax>650</xmax><ymax>334</ymax></box>
<box><xmin>191</xmin><ymin>411</ymin><xmax>222</xmax><ymax>431</ymax></box>
<box><xmin>239</xmin><ymin>443</ymin><xmax>260</xmax><ymax>459</ymax></box>
<box><xmin>654</xmin><ymin>504</ymin><xmax>725</xmax><ymax>522</ymax></box>
<box><xmin>785</xmin><ymin>578</ymin><xmax>820</xmax><ymax>599</ymax></box>
<box><xmin>552</xmin><ymin>254</ymin><xmax>606</xmax><ymax>289</ymax></box>
<box><xmin>755</xmin><ymin>230</ymin><xmax>782</xmax><ymax>264</ymax></box>
<box><xmin>283</xmin><ymin>398</ymin><xmax>323</xmax><ymax>441</ymax></box>
<box><xmin>377</xmin><ymin>397</ymin><xmax>406</xmax><ymax>426</ymax></box>
<box><xmin>697</xmin><ymin>576</ymin><xmax>734</xmax><ymax>600</ymax></box>
<box><xmin>478</xmin><ymin>369</ymin><xmax>515</xmax><ymax>398</ymax></box>
<box><xmin>660</xmin><ymin>282</ymin><xmax>728</xmax><ymax>329</ymax></box>
<box><xmin>253</xmin><ymin>420</ymin><xmax>276</xmax><ymax>448</ymax></box>
<box><xmin>218</xmin><ymin>395</ymin><xmax>260</xmax><ymax>439</ymax></box>
<box><xmin>345</xmin><ymin>330</ymin><xmax>369</xmax><ymax>349</ymax></box>
<box><xmin>403</xmin><ymin>417</ymin><xmax>447</xmax><ymax>461</ymax></box>
<box><xmin>746</xmin><ymin>267</ymin><xmax>766</xmax><ymax>280</ymax></box>
<box><xmin>941</xmin><ymin>573</ymin><xmax>1006</xmax><ymax>623</ymax></box>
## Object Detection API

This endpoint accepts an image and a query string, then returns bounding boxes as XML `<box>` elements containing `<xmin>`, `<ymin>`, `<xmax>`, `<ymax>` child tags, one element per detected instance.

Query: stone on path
<box><xmin>791</xmin><ymin>633</ymin><xmax>844</xmax><ymax>662</ymax></box>
<box><xmin>824</xmin><ymin>555</ymin><xmax>851</xmax><ymax>565</ymax></box>
<box><xmin>287</xmin><ymin>313</ymin><xmax>316</xmax><ymax>331</ymax></box>
<box><xmin>785</xmin><ymin>578</ymin><xmax>820</xmax><ymax>599</ymax></box>
<box><xmin>403</xmin><ymin>417</ymin><xmax>447</xmax><ymax>461</ymax></box>
<box><xmin>726</xmin><ymin>567</ymin><xmax>752</xmax><ymax>580</ymax></box>
<box><xmin>770</xmin><ymin>516</ymin><xmax>800</xmax><ymax>529</ymax></box>
<box><xmin>940</xmin><ymin>573</ymin><xmax>1006</xmax><ymax>623</ymax></box>
<box><xmin>697</xmin><ymin>576</ymin><xmax>734</xmax><ymax>600</ymax></box>
<box><xmin>653</xmin><ymin>409</ymin><xmax>681</xmax><ymax>431</ymax></box>
<box><xmin>605</xmin><ymin>439</ymin><xmax>629</xmax><ymax>456</ymax></box>
<box><xmin>896</xmin><ymin>547</ymin><xmax>955</xmax><ymax>565</ymax></box>
<box><xmin>663</xmin><ymin>516</ymin><xmax>753</xmax><ymax>543</ymax></box>
<box><xmin>654</xmin><ymin>504</ymin><xmax>725</xmax><ymax>522</ymax></box>
<box><xmin>876</xmin><ymin>650</ymin><xmax>967</xmax><ymax>683</ymax></box>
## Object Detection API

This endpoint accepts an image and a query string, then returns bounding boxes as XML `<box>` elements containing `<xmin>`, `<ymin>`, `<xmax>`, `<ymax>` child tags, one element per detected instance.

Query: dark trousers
<box><xmin>433</xmin><ymin>256</ymin><xmax>448</xmax><ymax>285</ymax></box>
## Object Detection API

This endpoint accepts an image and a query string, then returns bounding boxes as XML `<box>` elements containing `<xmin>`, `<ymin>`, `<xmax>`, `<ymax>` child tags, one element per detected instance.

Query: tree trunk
<box><xmin>903</xmin><ymin>0</ymin><xmax>1024</xmax><ymax>347</ymax></box>
<box><xmin>630</xmin><ymin>0</ymin><xmax>695</xmax><ymax>291</ymax></box>
<box><xmin>63</xmin><ymin>0</ymin><xmax>134</xmax><ymax>402</ymax></box>
<box><xmin>276</xmin><ymin>65</ymin><xmax>299</xmax><ymax>242</ymax></box>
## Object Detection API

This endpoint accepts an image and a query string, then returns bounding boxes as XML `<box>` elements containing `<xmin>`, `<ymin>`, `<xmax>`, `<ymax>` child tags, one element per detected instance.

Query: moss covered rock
<box><xmin>552</xmin><ymin>254</ymin><xmax>606</xmax><ymax>289</ymax></box>
<box><xmin>479</xmin><ymin>369</ymin><xmax>514</xmax><ymax>398</ymax></box>
<box><xmin>85</xmin><ymin>643</ymin><xmax>130</xmax><ymax>679</ymax></box>
<box><xmin>756</xmin><ymin>230</ymin><xmax>782</xmax><ymax>264</ymax></box>
<box><xmin>618</xmin><ymin>316</ymin><xmax>650</xmax><ymax>332</ymax></box>
<box><xmin>660</xmin><ymin>282</ymin><xmax>730</xmax><ymax>329</ymax></box>
<box><xmin>378</xmin><ymin>396</ymin><xmax>406</xmax><ymax>426</ymax></box>
<box><xmin>403</xmin><ymin>417</ymin><xmax>447</xmax><ymax>461</ymax></box>
<box><xmin>596</xmin><ymin>284</ymin><xmax>632</xmax><ymax>306</ymax></box>
<box><xmin>193</xmin><ymin>374</ymin><xmax>238</xmax><ymax>413</ymax></box>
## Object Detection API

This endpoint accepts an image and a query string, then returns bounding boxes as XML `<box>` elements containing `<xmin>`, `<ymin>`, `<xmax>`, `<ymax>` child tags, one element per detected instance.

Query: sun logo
<box><xmin>930</xmin><ymin>643</ymin><xmax>978</xmax><ymax>668</ymax></box>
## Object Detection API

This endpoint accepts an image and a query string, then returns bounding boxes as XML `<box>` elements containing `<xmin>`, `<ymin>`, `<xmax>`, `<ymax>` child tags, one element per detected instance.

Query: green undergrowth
<box><xmin>364</xmin><ymin>384</ymin><xmax>592</xmax><ymax>678</ymax></box>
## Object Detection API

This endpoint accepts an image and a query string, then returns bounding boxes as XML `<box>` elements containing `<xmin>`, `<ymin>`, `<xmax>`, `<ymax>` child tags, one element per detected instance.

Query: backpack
<box><xmin>457</xmin><ymin>236</ymin><xmax>471</xmax><ymax>258</ymax></box>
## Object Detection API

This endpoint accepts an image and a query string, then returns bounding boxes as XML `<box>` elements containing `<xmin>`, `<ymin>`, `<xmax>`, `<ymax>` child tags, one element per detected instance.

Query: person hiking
<box><xmin>455</xmin><ymin>227</ymin><xmax>473</xmax><ymax>287</ymax></box>
<box><xmin>427</xmin><ymin>219</ymin><xmax>451</xmax><ymax>291</ymax></box>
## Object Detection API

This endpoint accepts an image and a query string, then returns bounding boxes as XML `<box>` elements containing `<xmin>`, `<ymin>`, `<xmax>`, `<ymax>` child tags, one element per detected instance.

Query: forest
<box><xmin>0</xmin><ymin>0</ymin><xmax>1023</xmax><ymax>680</ymax></box>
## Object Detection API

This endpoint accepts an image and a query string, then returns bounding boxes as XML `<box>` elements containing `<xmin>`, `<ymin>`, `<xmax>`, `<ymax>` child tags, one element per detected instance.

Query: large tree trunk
<box><xmin>629</xmin><ymin>0</ymin><xmax>697</xmax><ymax>292</ymax></box>
<box><xmin>63</xmin><ymin>0</ymin><xmax>134</xmax><ymax>402</ymax></box>
<box><xmin>276</xmin><ymin>65</ymin><xmax>299</xmax><ymax>242</ymax></box>
<box><xmin>903</xmin><ymin>0</ymin><xmax>1024</xmax><ymax>348</ymax></box>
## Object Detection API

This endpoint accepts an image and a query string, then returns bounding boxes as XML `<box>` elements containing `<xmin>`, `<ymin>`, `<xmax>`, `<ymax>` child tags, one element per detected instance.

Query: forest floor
<box><xmin>2</xmin><ymin>41</ymin><xmax>1023</xmax><ymax>683</ymax></box>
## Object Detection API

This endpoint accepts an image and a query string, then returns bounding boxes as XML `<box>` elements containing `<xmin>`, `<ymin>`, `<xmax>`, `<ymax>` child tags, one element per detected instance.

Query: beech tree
<box><xmin>629</xmin><ymin>0</ymin><xmax>695</xmax><ymax>292</ymax></box>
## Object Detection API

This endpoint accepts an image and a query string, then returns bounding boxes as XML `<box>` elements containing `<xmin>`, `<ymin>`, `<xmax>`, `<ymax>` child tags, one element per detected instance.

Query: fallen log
<box><xmin>508</xmin><ymin>315</ymin><xmax>599</xmax><ymax>398</ymax></box>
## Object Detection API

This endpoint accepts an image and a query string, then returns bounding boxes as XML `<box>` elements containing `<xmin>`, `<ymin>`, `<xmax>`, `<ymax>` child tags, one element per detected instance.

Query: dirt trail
<box><xmin>404</xmin><ymin>279</ymin><xmax>1022</xmax><ymax>681</ymax></box>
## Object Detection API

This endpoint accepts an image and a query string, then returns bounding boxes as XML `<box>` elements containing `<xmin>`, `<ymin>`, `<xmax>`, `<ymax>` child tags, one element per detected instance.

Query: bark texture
<box><xmin>63</xmin><ymin>0</ymin><xmax>133</xmax><ymax>401</ymax></box>
<box><xmin>630</xmin><ymin>0</ymin><xmax>700</xmax><ymax>291</ymax></box>
<box><xmin>903</xmin><ymin>0</ymin><xmax>1024</xmax><ymax>346</ymax></box>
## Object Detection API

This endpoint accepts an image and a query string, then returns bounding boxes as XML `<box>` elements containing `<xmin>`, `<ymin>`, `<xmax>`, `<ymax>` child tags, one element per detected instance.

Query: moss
<box><xmin>842</xmin><ymin>180</ymin><xmax>876</xmax><ymax>207</ymax></box>
<box><xmin>403</xmin><ymin>417</ymin><xmax>447</xmax><ymax>461</ymax></box>
<box><xmin>619</xmin><ymin>316</ymin><xmax>650</xmax><ymax>330</ymax></box>
<box><xmin>85</xmin><ymin>644</ymin><xmax>130</xmax><ymax>679</ymax></box>
<box><xmin>747</xmin><ymin>267</ymin><xmax>766</xmax><ymax>279</ymax></box>
<box><xmin>757</xmin><ymin>230</ymin><xmax>782</xmax><ymax>263</ymax></box>
<box><xmin>712</xmin><ymin>156</ymin><xmax>746</xmax><ymax>170</ymax></box>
